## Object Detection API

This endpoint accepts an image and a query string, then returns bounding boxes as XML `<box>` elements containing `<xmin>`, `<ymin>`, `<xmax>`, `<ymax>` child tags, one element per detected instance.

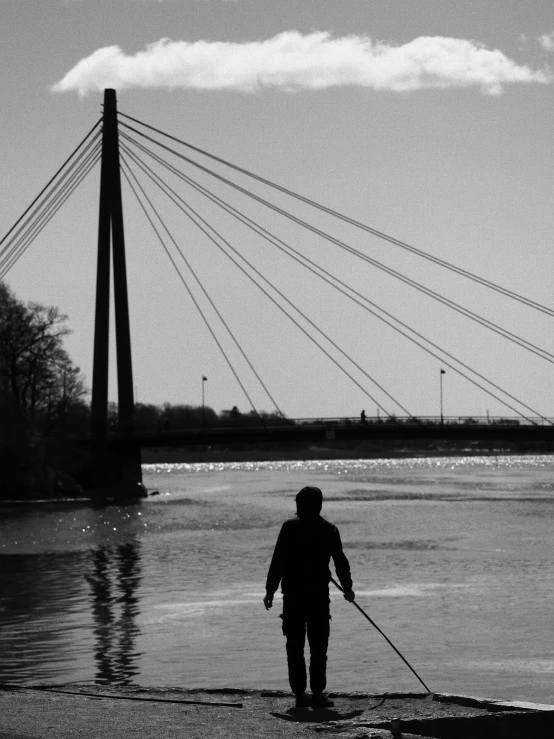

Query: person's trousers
<box><xmin>281</xmin><ymin>591</ymin><xmax>330</xmax><ymax>695</ymax></box>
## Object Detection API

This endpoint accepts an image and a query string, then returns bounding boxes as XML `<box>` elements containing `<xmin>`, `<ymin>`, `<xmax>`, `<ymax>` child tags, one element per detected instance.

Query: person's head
<box><xmin>295</xmin><ymin>486</ymin><xmax>323</xmax><ymax>519</ymax></box>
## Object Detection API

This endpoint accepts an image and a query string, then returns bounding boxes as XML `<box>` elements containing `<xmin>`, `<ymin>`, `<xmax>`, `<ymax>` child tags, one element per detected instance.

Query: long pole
<box><xmin>330</xmin><ymin>577</ymin><xmax>431</xmax><ymax>693</ymax></box>
<box><xmin>440</xmin><ymin>369</ymin><xmax>445</xmax><ymax>426</ymax></box>
<box><xmin>202</xmin><ymin>375</ymin><xmax>207</xmax><ymax>432</ymax></box>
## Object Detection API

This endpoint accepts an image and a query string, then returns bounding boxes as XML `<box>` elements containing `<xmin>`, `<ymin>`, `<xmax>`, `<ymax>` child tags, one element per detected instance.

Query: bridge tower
<box><xmin>90</xmin><ymin>89</ymin><xmax>143</xmax><ymax>498</ymax></box>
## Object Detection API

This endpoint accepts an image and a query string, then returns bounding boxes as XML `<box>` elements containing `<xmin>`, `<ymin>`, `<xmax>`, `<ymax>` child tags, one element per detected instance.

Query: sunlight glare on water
<box><xmin>1</xmin><ymin>454</ymin><xmax>554</xmax><ymax>704</ymax></box>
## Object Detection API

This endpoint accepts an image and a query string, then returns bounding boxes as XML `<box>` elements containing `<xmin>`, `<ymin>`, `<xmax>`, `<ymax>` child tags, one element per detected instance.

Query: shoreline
<box><xmin>1</xmin><ymin>685</ymin><xmax>553</xmax><ymax>738</ymax></box>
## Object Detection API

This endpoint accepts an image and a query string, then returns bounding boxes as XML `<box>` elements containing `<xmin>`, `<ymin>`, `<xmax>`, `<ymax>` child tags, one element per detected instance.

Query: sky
<box><xmin>1</xmin><ymin>0</ymin><xmax>553</xmax><ymax>420</ymax></box>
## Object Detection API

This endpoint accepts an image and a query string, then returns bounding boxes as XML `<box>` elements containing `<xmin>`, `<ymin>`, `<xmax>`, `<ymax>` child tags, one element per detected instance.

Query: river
<box><xmin>1</xmin><ymin>455</ymin><xmax>554</xmax><ymax>704</ymax></box>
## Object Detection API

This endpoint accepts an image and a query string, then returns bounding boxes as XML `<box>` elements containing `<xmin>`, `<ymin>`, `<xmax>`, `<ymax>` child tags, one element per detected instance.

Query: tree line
<box><xmin>129</xmin><ymin>402</ymin><xmax>287</xmax><ymax>433</ymax></box>
<box><xmin>0</xmin><ymin>282</ymin><xmax>88</xmax><ymax>497</ymax></box>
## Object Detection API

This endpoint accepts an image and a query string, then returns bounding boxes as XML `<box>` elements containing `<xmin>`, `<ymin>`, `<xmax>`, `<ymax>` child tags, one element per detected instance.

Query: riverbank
<box><xmin>1</xmin><ymin>685</ymin><xmax>553</xmax><ymax>738</ymax></box>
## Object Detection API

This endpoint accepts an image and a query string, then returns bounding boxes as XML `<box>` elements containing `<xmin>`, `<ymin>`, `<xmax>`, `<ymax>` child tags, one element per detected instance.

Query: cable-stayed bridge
<box><xmin>2</xmin><ymin>89</ymin><xmax>552</xmax><ymax>498</ymax></box>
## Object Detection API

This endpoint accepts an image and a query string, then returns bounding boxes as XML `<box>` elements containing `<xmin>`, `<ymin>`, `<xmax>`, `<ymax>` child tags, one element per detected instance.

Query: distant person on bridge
<box><xmin>263</xmin><ymin>486</ymin><xmax>355</xmax><ymax>709</ymax></box>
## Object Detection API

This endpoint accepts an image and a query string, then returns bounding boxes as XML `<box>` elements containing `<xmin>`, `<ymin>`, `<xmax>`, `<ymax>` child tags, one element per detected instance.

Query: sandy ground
<box><xmin>0</xmin><ymin>685</ymin><xmax>504</xmax><ymax>739</ymax></box>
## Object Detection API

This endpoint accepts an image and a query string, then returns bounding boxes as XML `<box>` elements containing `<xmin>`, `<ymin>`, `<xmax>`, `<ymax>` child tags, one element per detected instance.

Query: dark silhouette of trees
<box><xmin>0</xmin><ymin>282</ymin><xmax>88</xmax><ymax>498</ymax></box>
<box><xmin>131</xmin><ymin>402</ymin><xmax>287</xmax><ymax>432</ymax></box>
<box><xmin>0</xmin><ymin>282</ymin><xmax>87</xmax><ymax>434</ymax></box>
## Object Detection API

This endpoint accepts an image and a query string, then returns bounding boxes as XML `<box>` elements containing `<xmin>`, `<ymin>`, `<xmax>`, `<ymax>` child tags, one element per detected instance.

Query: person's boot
<box><xmin>295</xmin><ymin>692</ymin><xmax>311</xmax><ymax>708</ymax></box>
<box><xmin>312</xmin><ymin>693</ymin><xmax>334</xmax><ymax>708</ymax></box>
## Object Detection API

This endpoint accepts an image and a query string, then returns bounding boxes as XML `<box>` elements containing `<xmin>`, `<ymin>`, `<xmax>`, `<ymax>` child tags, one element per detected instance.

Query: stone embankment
<box><xmin>1</xmin><ymin>685</ymin><xmax>553</xmax><ymax>738</ymax></box>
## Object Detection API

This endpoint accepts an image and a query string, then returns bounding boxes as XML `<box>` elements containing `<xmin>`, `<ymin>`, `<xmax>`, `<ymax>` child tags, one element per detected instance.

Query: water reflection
<box><xmin>0</xmin><ymin>550</ymin><xmax>90</xmax><ymax>683</ymax></box>
<box><xmin>0</xmin><ymin>538</ymin><xmax>142</xmax><ymax>686</ymax></box>
<box><xmin>87</xmin><ymin>540</ymin><xmax>142</xmax><ymax>685</ymax></box>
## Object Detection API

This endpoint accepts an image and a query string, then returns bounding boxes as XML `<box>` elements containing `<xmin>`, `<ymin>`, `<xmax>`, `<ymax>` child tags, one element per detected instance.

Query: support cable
<box><xmin>0</xmin><ymin>132</ymin><xmax>102</xmax><ymax>264</ymax></box>
<box><xmin>0</xmin><ymin>145</ymin><xmax>101</xmax><ymax>279</ymax></box>
<box><xmin>0</xmin><ymin>144</ymin><xmax>101</xmax><ymax>276</ymax></box>
<box><xmin>119</xmin><ymin>112</ymin><xmax>554</xmax><ymax>319</ymax></box>
<box><xmin>120</xmin><ymin>151</ymin><xmax>283</xmax><ymax>419</ymax></box>
<box><xmin>0</xmin><ymin>119</ymin><xmax>101</xmax><ymax>254</ymax></box>
<box><xmin>121</xmin><ymin>138</ymin><xmax>400</xmax><ymax>418</ymax></box>
<box><xmin>122</xmin><ymin>141</ymin><xmax>397</xmax><ymax>417</ymax></box>
<box><xmin>119</xmin><ymin>158</ymin><xmax>266</xmax><ymax>424</ymax></box>
<box><xmin>122</xmin><ymin>135</ymin><xmax>409</xmax><ymax>416</ymax></box>
<box><xmin>121</xmin><ymin>134</ymin><xmax>547</xmax><ymax>424</ymax></box>
<box><xmin>119</xmin><ymin>124</ymin><xmax>554</xmax><ymax>367</ymax></box>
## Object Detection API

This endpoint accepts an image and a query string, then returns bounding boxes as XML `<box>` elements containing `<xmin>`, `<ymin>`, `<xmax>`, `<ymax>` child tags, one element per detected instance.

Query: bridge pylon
<box><xmin>90</xmin><ymin>89</ymin><xmax>143</xmax><ymax>499</ymax></box>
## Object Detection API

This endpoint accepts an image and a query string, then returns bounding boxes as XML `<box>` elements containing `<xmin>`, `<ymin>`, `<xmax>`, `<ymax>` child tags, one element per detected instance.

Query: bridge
<box><xmin>2</xmin><ymin>89</ymin><xmax>553</xmax><ymax>498</ymax></box>
<box><xmin>130</xmin><ymin>418</ymin><xmax>554</xmax><ymax>448</ymax></box>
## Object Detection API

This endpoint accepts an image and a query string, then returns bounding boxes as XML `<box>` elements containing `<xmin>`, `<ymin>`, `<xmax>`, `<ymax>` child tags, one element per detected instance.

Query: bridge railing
<box><xmin>124</xmin><ymin>414</ymin><xmax>553</xmax><ymax>437</ymax></box>
<box><xmin>290</xmin><ymin>415</ymin><xmax>553</xmax><ymax>427</ymax></box>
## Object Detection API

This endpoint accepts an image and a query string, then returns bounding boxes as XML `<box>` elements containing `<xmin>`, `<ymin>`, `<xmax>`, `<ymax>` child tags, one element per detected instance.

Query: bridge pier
<box><xmin>88</xmin><ymin>439</ymin><xmax>144</xmax><ymax>501</ymax></box>
<box><xmin>90</xmin><ymin>88</ymin><xmax>144</xmax><ymax>501</ymax></box>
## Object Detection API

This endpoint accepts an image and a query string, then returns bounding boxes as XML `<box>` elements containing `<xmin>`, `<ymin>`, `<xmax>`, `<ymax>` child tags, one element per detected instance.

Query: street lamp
<box><xmin>202</xmin><ymin>375</ymin><xmax>207</xmax><ymax>431</ymax></box>
<box><xmin>440</xmin><ymin>369</ymin><xmax>445</xmax><ymax>425</ymax></box>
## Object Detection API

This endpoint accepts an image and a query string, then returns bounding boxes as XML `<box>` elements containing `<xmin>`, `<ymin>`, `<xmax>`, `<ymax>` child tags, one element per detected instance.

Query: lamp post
<box><xmin>440</xmin><ymin>369</ymin><xmax>445</xmax><ymax>425</ymax></box>
<box><xmin>202</xmin><ymin>375</ymin><xmax>207</xmax><ymax>432</ymax></box>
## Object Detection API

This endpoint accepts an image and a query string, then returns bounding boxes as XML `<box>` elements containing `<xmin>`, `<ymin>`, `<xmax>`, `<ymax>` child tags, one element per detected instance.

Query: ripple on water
<box><xmin>345</xmin><ymin>539</ymin><xmax>458</xmax><ymax>551</ymax></box>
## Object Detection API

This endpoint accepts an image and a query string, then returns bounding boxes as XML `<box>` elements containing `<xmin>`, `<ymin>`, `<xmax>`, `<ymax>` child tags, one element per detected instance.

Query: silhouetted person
<box><xmin>360</xmin><ymin>410</ymin><xmax>367</xmax><ymax>424</ymax></box>
<box><xmin>264</xmin><ymin>486</ymin><xmax>355</xmax><ymax>708</ymax></box>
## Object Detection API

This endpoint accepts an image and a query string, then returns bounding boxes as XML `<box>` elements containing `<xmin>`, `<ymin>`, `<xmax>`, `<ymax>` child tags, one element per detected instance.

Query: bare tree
<box><xmin>0</xmin><ymin>282</ymin><xmax>87</xmax><ymax>438</ymax></box>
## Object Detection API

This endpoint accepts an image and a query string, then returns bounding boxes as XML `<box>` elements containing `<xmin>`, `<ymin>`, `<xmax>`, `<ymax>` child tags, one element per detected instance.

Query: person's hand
<box><xmin>343</xmin><ymin>589</ymin><xmax>355</xmax><ymax>603</ymax></box>
<box><xmin>263</xmin><ymin>593</ymin><xmax>274</xmax><ymax>610</ymax></box>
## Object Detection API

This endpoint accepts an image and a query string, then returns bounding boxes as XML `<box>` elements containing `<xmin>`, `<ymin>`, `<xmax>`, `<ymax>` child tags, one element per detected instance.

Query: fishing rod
<box><xmin>330</xmin><ymin>577</ymin><xmax>432</xmax><ymax>694</ymax></box>
<box><xmin>0</xmin><ymin>683</ymin><xmax>243</xmax><ymax>708</ymax></box>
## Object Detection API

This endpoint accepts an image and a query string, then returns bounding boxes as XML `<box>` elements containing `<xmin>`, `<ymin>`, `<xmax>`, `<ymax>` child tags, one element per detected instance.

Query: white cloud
<box><xmin>52</xmin><ymin>31</ymin><xmax>550</xmax><ymax>97</ymax></box>
<box><xmin>539</xmin><ymin>32</ymin><xmax>554</xmax><ymax>51</ymax></box>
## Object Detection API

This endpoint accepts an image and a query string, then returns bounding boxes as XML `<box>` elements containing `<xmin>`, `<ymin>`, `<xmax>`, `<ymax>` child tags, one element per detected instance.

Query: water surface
<box><xmin>1</xmin><ymin>455</ymin><xmax>554</xmax><ymax>704</ymax></box>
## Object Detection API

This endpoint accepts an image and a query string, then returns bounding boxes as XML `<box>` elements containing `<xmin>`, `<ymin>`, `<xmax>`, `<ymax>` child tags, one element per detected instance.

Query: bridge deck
<box><xmin>110</xmin><ymin>420</ymin><xmax>554</xmax><ymax>449</ymax></box>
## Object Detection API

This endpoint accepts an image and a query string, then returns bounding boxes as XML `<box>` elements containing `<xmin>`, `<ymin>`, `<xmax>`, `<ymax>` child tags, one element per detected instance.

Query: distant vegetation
<box><xmin>128</xmin><ymin>402</ymin><xmax>287</xmax><ymax>433</ymax></box>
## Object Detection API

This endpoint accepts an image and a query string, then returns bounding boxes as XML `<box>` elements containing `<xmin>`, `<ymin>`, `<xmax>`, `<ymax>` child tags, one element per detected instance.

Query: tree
<box><xmin>0</xmin><ymin>282</ymin><xmax>87</xmax><ymax>438</ymax></box>
<box><xmin>0</xmin><ymin>282</ymin><xmax>88</xmax><ymax>498</ymax></box>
